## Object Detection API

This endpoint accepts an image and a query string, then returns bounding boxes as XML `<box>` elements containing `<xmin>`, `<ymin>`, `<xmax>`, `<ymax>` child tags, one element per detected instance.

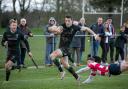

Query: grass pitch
<box><xmin>0</xmin><ymin>28</ymin><xmax>128</xmax><ymax>89</ymax></box>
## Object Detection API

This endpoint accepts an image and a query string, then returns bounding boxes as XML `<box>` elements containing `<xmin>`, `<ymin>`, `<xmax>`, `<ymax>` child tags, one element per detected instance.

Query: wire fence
<box><xmin>0</xmin><ymin>34</ymin><xmax>128</xmax><ymax>68</ymax></box>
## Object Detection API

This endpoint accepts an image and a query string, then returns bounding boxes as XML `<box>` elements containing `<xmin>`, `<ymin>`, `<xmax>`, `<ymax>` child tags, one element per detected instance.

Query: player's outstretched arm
<box><xmin>81</xmin><ymin>27</ymin><xmax>101</xmax><ymax>41</ymax></box>
<box><xmin>81</xmin><ymin>27</ymin><xmax>96</xmax><ymax>35</ymax></box>
<box><xmin>76</xmin><ymin>66</ymin><xmax>90</xmax><ymax>74</ymax></box>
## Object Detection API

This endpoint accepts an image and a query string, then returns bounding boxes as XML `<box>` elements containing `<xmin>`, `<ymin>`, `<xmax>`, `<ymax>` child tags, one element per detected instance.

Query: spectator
<box><xmin>90</xmin><ymin>17</ymin><xmax>105</xmax><ymax>57</ymax></box>
<box><xmin>104</xmin><ymin>22</ymin><xmax>112</xmax><ymax>64</ymax></box>
<box><xmin>44</xmin><ymin>17</ymin><xmax>57</xmax><ymax>66</ymax></box>
<box><xmin>78</xmin><ymin>18</ymin><xmax>87</xmax><ymax>62</ymax></box>
<box><xmin>107</xmin><ymin>18</ymin><xmax>116</xmax><ymax>63</ymax></box>
<box><xmin>124</xmin><ymin>21</ymin><xmax>128</xmax><ymax>57</ymax></box>
<box><xmin>18</xmin><ymin>18</ymin><xmax>33</xmax><ymax>68</ymax></box>
<box><xmin>115</xmin><ymin>26</ymin><xmax>127</xmax><ymax>63</ymax></box>
<box><xmin>70</xmin><ymin>21</ymin><xmax>81</xmax><ymax>66</ymax></box>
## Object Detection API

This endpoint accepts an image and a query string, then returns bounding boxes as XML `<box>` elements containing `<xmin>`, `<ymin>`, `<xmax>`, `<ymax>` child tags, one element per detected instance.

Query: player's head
<box><xmin>87</xmin><ymin>54</ymin><xmax>95</xmax><ymax>64</ymax></box>
<box><xmin>9</xmin><ymin>19</ymin><xmax>18</xmax><ymax>33</ymax></box>
<box><xmin>87</xmin><ymin>54</ymin><xmax>101</xmax><ymax>63</ymax></box>
<box><xmin>20</xmin><ymin>18</ymin><xmax>27</xmax><ymax>26</ymax></box>
<box><xmin>64</xmin><ymin>15</ymin><xmax>73</xmax><ymax>27</ymax></box>
<box><xmin>93</xmin><ymin>56</ymin><xmax>101</xmax><ymax>63</ymax></box>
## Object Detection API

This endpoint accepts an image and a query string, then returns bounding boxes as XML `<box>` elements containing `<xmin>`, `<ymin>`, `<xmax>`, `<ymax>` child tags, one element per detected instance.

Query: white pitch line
<box><xmin>1</xmin><ymin>76</ymin><xmax>74</xmax><ymax>85</ymax></box>
<box><xmin>0</xmin><ymin>65</ymin><xmax>45</xmax><ymax>71</ymax></box>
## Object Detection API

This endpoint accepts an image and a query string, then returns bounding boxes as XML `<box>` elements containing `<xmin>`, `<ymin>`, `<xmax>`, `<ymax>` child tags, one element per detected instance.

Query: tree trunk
<box><xmin>12</xmin><ymin>0</ymin><xmax>17</xmax><ymax>17</ymax></box>
<box><xmin>0</xmin><ymin>0</ymin><xmax>2</xmax><ymax>27</ymax></box>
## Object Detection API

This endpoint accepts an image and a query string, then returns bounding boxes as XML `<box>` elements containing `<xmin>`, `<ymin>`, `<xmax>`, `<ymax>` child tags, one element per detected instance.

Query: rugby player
<box><xmin>76</xmin><ymin>55</ymin><xmax>128</xmax><ymax>84</ymax></box>
<box><xmin>1</xmin><ymin>19</ymin><xmax>32</xmax><ymax>81</ymax></box>
<box><xmin>48</xmin><ymin>15</ymin><xmax>100</xmax><ymax>81</ymax></box>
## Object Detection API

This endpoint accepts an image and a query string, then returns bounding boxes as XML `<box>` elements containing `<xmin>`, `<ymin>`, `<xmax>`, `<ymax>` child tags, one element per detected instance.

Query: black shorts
<box><xmin>109</xmin><ymin>64</ymin><xmax>121</xmax><ymax>76</ymax></box>
<box><xmin>60</xmin><ymin>48</ymin><xmax>71</xmax><ymax>57</ymax></box>
<box><xmin>6</xmin><ymin>51</ymin><xmax>20</xmax><ymax>63</ymax></box>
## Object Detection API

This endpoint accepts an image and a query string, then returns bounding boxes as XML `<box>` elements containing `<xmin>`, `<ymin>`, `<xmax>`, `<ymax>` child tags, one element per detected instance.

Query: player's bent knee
<box><xmin>50</xmin><ymin>54</ymin><xmax>55</xmax><ymax>60</ymax></box>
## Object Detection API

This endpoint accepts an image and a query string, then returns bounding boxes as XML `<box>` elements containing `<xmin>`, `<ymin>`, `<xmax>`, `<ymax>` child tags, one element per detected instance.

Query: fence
<box><xmin>0</xmin><ymin>34</ymin><xmax>128</xmax><ymax>68</ymax></box>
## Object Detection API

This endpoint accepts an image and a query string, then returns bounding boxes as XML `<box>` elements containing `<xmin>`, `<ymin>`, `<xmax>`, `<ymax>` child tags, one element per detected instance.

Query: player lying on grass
<box><xmin>1</xmin><ymin>19</ymin><xmax>32</xmax><ymax>81</ymax></box>
<box><xmin>76</xmin><ymin>55</ymin><xmax>128</xmax><ymax>84</ymax></box>
<box><xmin>48</xmin><ymin>15</ymin><xmax>100</xmax><ymax>81</ymax></box>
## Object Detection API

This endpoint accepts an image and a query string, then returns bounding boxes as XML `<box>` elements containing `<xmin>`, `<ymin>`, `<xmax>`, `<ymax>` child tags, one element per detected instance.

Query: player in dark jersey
<box><xmin>48</xmin><ymin>16</ymin><xmax>100</xmax><ymax>82</ymax></box>
<box><xmin>1</xmin><ymin>19</ymin><xmax>32</xmax><ymax>81</ymax></box>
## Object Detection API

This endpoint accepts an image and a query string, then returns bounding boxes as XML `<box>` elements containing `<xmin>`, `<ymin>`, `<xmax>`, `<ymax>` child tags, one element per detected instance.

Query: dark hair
<box><xmin>65</xmin><ymin>15</ymin><xmax>72</xmax><ymax>20</ymax></box>
<box><xmin>93</xmin><ymin>56</ymin><xmax>101</xmax><ymax>63</ymax></box>
<box><xmin>107</xmin><ymin>17</ymin><xmax>112</xmax><ymax>20</ymax></box>
<box><xmin>87</xmin><ymin>54</ymin><xmax>101</xmax><ymax>63</ymax></box>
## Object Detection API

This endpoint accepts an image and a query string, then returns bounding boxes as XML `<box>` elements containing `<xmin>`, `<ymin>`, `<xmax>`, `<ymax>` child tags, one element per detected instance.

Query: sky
<box><xmin>1</xmin><ymin>0</ymin><xmax>45</xmax><ymax>12</ymax></box>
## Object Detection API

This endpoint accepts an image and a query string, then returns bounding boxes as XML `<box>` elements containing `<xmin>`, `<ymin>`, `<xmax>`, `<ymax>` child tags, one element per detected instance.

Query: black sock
<box><xmin>68</xmin><ymin>55</ymin><xmax>74</xmax><ymax>63</ymax></box>
<box><xmin>53</xmin><ymin>59</ymin><xmax>63</xmax><ymax>72</ymax></box>
<box><xmin>6</xmin><ymin>70</ymin><xmax>11</xmax><ymax>81</ymax></box>
<box><xmin>67</xmin><ymin>66</ymin><xmax>78</xmax><ymax>79</ymax></box>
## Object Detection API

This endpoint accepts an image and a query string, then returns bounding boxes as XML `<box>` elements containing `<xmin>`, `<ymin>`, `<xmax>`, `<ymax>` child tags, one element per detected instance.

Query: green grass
<box><xmin>0</xmin><ymin>28</ymin><xmax>128</xmax><ymax>89</ymax></box>
<box><xmin>0</xmin><ymin>67</ymin><xmax>128</xmax><ymax>89</ymax></box>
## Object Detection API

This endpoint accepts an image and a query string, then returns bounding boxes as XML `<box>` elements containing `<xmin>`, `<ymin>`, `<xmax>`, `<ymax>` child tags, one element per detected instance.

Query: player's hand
<box><xmin>48</xmin><ymin>26</ymin><xmax>57</xmax><ymax>32</ymax></box>
<box><xmin>81</xmin><ymin>26</ymin><xmax>86</xmax><ymax>31</ymax></box>
<box><xmin>51</xmin><ymin>26</ymin><xmax>58</xmax><ymax>31</ymax></box>
<box><xmin>4</xmin><ymin>41</ymin><xmax>8</xmax><ymax>48</ymax></box>
<box><xmin>54</xmin><ymin>27</ymin><xmax>63</xmax><ymax>34</ymax></box>
<box><xmin>28</xmin><ymin>52</ymin><xmax>33</xmax><ymax>58</ymax></box>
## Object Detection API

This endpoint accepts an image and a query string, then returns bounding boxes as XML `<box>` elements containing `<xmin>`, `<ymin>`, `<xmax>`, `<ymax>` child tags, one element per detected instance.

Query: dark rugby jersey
<box><xmin>1</xmin><ymin>28</ymin><xmax>30</xmax><ymax>53</ymax></box>
<box><xmin>59</xmin><ymin>24</ymin><xmax>81</xmax><ymax>48</ymax></box>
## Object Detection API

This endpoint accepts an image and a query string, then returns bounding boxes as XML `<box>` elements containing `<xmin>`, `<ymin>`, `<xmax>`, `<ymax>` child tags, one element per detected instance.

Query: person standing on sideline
<box><xmin>90</xmin><ymin>17</ymin><xmax>105</xmax><ymax>57</ymax></box>
<box><xmin>107</xmin><ymin>18</ymin><xmax>116</xmax><ymax>63</ymax></box>
<box><xmin>78</xmin><ymin>18</ymin><xmax>87</xmax><ymax>63</ymax></box>
<box><xmin>103</xmin><ymin>22</ymin><xmax>112</xmax><ymax>64</ymax></box>
<box><xmin>115</xmin><ymin>26</ymin><xmax>127</xmax><ymax>63</ymax></box>
<box><xmin>19</xmin><ymin>18</ymin><xmax>33</xmax><ymax>68</ymax></box>
<box><xmin>44</xmin><ymin>17</ymin><xmax>57</xmax><ymax>66</ymax></box>
<box><xmin>71</xmin><ymin>21</ymin><xmax>81</xmax><ymax>66</ymax></box>
<box><xmin>124</xmin><ymin>21</ymin><xmax>128</xmax><ymax>57</ymax></box>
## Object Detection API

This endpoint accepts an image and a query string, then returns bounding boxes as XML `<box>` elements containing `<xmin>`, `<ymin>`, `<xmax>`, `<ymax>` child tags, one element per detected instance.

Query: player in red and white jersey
<box><xmin>76</xmin><ymin>55</ymin><xmax>128</xmax><ymax>84</ymax></box>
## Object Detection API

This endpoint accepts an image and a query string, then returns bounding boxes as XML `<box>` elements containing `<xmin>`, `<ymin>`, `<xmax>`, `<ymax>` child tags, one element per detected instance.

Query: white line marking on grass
<box><xmin>0</xmin><ymin>65</ymin><xmax>46</xmax><ymax>70</ymax></box>
<box><xmin>1</xmin><ymin>76</ymin><xmax>74</xmax><ymax>85</ymax></box>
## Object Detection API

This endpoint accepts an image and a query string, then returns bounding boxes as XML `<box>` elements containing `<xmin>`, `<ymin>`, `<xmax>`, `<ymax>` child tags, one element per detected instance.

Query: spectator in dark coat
<box><xmin>78</xmin><ymin>18</ymin><xmax>87</xmax><ymax>62</ymax></box>
<box><xmin>19</xmin><ymin>18</ymin><xmax>33</xmax><ymax>68</ymax></box>
<box><xmin>115</xmin><ymin>26</ymin><xmax>127</xmax><ymax>63</ymax></box>
<box><xmin>70</xmin><ymin>21</ymin><xmax>82</xmax><ymax>66</ymax></box>
<box><xmin>90</xmin><ymin>17</ymin><xmax>105</xmax><ymax>57</ymax></box>
<box><xmin>124</xmin><ymin>21</ymin><xmax>128</xmax><ymax>56</ymax></box>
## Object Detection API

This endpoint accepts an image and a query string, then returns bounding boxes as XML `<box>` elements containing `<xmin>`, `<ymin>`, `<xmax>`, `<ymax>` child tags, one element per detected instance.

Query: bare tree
<box><xmin>0</xmin><ymin>0</ymin><xmax>3</xmax><ymax>27</ymax></box>
<box><xmin>18</xmin><ymin>0</ymin><xmax>31</xmax><ymax>17</ymax></box>
<box><xmin>56</xmin><ymin>0</ymin><xmax>61</xmax><ymax>21</ymax></box>
<box><xmin>12</xmin><ymin>0</ymin><xmax>17</xmax><ymax>17</ymax></box>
